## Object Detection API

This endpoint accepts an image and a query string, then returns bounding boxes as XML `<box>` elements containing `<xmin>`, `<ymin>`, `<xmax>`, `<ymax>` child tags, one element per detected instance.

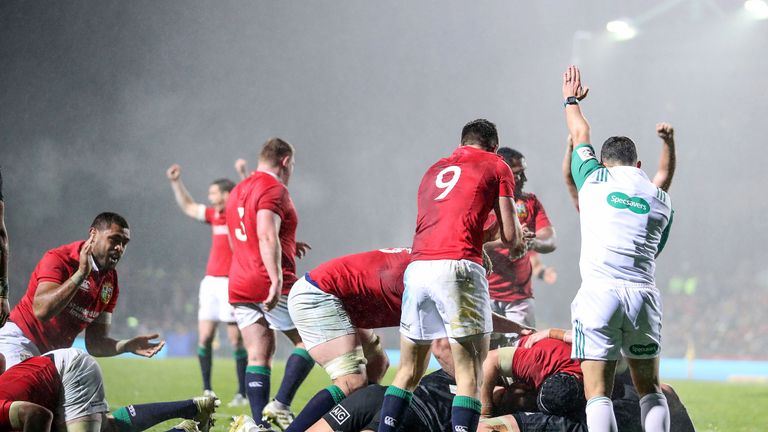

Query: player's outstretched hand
<box><xmin>124</xmin><ymin>333</ymin><xmax>166</xmax><ymax>357</ymax></box>
<box><xmin>0</xmin><ymin>298</ymin><xmax>9</xmax><ymax>328</ymax></box>
<box><xmin>166</xmin><ymin>164</ymin><xmax>181</xmax><ymax>181</ymax></box>
<box><xmin>295</xmin><ymin>242</ymin><xmax>312</xmax><ymax>259</ymax></box>
<box><xmin>562</xmin><ymin>65</ymin><xmax>590</xmax><ymax>101</ymax></box>
<box><xmin>656</xmin><ymin>122</ymin><xmax>674</xmax><ymax>141</ymax></box>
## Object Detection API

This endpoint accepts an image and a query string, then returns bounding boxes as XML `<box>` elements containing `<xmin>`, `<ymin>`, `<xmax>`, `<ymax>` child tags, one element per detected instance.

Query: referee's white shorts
<box><xmin>198</xmin><ymin>275</ymin><xmax>236</xmax><ymax>323</ymax></box>
<box><xmin>571</xmin><ymin>281</ymin><xmax>662</xmax><ymax>361</ymax></box>
<box><xmin>288</xmin><ymin>275</ymin><xmax>356</xmax><ymax>351</ymax></box>
<box><xmin>400</xmin><ymin>259</ymin><xmax>492</xmax><ymax>343</ymax></box>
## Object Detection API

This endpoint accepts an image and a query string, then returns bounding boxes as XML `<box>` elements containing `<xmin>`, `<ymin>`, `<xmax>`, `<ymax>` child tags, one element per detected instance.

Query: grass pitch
<box><xmin>97</xmin><ymin>357</ymin><xmax>768</xmax><ymax>432</ymax></box>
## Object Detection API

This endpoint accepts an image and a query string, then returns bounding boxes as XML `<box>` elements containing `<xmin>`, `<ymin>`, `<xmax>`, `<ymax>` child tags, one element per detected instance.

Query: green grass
<box><xmin>97</xmin><ymin>357</ymin><xmax>768</xmax><ymax>431</ymax></box>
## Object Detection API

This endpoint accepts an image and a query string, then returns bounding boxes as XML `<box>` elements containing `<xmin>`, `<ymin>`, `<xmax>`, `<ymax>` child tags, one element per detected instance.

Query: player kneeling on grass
<box><xmin>0</xmin><ymin>349</ymin><xmax>218</xmax><ymax>432</ymax></box>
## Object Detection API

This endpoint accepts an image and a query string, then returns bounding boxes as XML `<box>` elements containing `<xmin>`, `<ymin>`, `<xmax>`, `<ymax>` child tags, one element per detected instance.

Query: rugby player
<box><xmin>0</xmin><ymin>168</ymin><xmax>9</xmax><ymax>328</ymax></box>
<box><xmin>0</xmin><ymin>350</ymin><xmax>218</xmax><ymax>432</ymax></box>
<box><xmin>166</xmin><ymin>164</ymin><xmax>247</xmax><ymax>406</ymax></box>
<box><xmin>377</xmin><ymin>119</ymin><xmax>525</xmax><ymax>432</ymax></box>
<box><xmin>562</xmin><ymin>65</ymin><xmax>674</xmax><ymax>431</ymax></box>
<box><xmin>484</xmin><ymin>148</ymin><xmax>556</xmax><ymax>346</ymax></box>
<box><xmin>0</xmin><ymin>213</ymin><xmax>164</xmax><ymax>369</ymax></box>
<box><xmin>226</xmin><ymin>138</ymin><xmax>313</xmax><ymax>431</ymax></box>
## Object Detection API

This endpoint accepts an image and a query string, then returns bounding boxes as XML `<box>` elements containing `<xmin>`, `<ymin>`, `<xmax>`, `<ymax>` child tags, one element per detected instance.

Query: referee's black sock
<box><xmin>285</xmin><ymin>385</ymin><xmax>345</xmax><ymax>432</ymax></box>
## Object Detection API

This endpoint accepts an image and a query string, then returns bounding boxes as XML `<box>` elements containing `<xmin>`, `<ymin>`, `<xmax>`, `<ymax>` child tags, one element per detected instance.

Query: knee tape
<box><xmin>324</xmin><ymin>348</ymin><xmax>366</xmax><ymax>380</ymax></box>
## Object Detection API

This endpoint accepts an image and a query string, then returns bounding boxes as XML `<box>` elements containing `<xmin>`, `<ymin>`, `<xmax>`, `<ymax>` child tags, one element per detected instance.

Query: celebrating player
<box><xmin>226</xmin><ymin>138</ymin><xmax>313</xmax><ymax>431</ymax></box>
<box><xmin>562</xmin><ymin>65</ymin><xmax>674</xmax><ymax>431</ymax></box>
<box><xmin>484</xmin><ymin>147</ymin><xmax>557</xmax><ymax>346</ymax></box>
<box><xmin>0</xmin><ymin>168</ymin><xmax>9</xmax><ymax>328</ymax></box>
<box><xmin>0</xmin><ymin>350</ymin><xmax>218</xmax><ymax>432</ymax></box>
<box><xmin>377</xmin><ymin>119</ymin><xmax>524</xmax><ymax>432</ymax></box>
<box><xmin>0</xmin><ymin>212</ymin><xmax>164</xmax><ymax>369</ymax></box>
<box><xmin>166</xmin><ymin>164</ymin><xmax>248</xmax><ymax>407</ymax></box>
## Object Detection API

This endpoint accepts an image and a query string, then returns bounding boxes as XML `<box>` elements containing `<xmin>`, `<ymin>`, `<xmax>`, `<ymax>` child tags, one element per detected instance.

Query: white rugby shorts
<box><xmin>48</xmin><ymin>348</ymin><xmax>109</xmax><ymax>421</ymax></box>
<box><xmin>288</xmin><ymin>276</ymin><xmax>355</xmax><ymax>351</ymax></box>
<box><xmin>198</xmin><ymin>276</ymin><xmax>236</xmax><ymax>323</ymax></box>
<box><xmin>233</xmin><ymin>297</ymin><xmax>295</xmax><ymax>331</ymax></box>
<box><xmin>0</xmin><ymin>321</ymin><xmax>40</xmax><ymax>369</ymax></box>
<box><xmin>490</xmin><ymin>297</ymin><xmax>536</xmax><ymax>348</ymax></box>
<box><xmin>400</xmin><ymin>259</ymin><xmax>492</xmax><ymax>343</ymax></box>
<box><xmin>571</xmin><ymin>281</ymin><xmax>662</xmax><ymax>361</ymax></box>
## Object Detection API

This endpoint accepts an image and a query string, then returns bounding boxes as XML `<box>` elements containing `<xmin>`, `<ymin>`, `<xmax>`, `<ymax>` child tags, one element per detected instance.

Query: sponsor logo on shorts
<box><xmin>384</xmin><ymin>416</ymin><xmax>396</xmax><ymax>427</ymax></box>
<box><xmin>100</xmin><ymin>282</ymin><xmax>114</xmax><ymax>304</ymax></box>
<box><xmin>577</xmin><ymin>146</ymin><xmax>596</xmax><ymax>161</ymax></box>
<box><xmin>329</xmin><ymin>405</ymin><xmax>350</xmax><ymax>425</ymax></box>
<box><xmin>606</xmin><ymin>192</ymin><xmax>650</xmax><ymax>214</ymax></box>
<box><xmin>629</xmin><ymin>343</ymin><xmax>660</xmax><ymax>356</ymax></box>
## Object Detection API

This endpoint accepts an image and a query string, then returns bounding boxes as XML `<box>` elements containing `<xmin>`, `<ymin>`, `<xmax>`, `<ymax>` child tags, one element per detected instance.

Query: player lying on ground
<box><xmin>285</xmin><ymin>247</ymin><xmax>533</xmax><ymax>432</ymax></box>
<box><xmin>0</xmin><ymin>212</ymin><xmax>164</xmax><ymax>369</ymax></box>
<box><xmin>226</xmin><ymin>138</ymin><xmax>314</xmax><ymax>431</ymax></box>
<box><xmin>167</xmin><ymin>164</ymin><xmax>248</xmax><ymax>407</ymax></box>
<box><xmin>0</xmin><ymin>349</ymin><xmax>218</xmax><ymax>432</ymax></box>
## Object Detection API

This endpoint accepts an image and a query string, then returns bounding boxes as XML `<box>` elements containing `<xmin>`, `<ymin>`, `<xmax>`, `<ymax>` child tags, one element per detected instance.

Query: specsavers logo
<box><xmin>606</xmin><ymin>192</ymin><xmax>650</xmax><ymax>214</ymax></box>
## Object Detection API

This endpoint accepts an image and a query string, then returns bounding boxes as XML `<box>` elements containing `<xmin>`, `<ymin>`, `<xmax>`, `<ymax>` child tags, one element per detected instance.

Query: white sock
<box><xmin>639</xmin><ymin>392</ymin><xmax>670</xmax><ymax>432</ymax></box>
<box><xmin>585</xmin><ymin>396</ymin><xmax>618</xmax><ymax>432</ymax></box>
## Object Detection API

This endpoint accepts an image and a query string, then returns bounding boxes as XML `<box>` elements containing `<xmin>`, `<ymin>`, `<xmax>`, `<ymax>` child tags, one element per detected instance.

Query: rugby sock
<box><xmin>197</xmin><ymin>345</ymin><xmax>213</xmax><ymax>392</ymax></box>
<box><xmin>112</xmin><ymin>401</ymin><xmax>197</xmax><ymax>432</ymax></box>
<box><xmin>246</xmin><ymin>365</ymin><xmax>271</xmax><ymax>425</ymax></box>
<box><xmin>285</xmin><ymin>385</ymin><xmax>345</xmax><ymax>432</ymax></box>
<box><xmin>451</xmin><ymin>395</ymin><xmax>481</xmax><ymax>432</ymax></box>
<box><xmin>640</xmin><ymin>392</ymin><xmax>670</xmax><ymax>432</ymax></box>
<box><xmin>585</xmin><ymin>396</ymin><xmax>618</xmax><ymax>432</ymax></box>
<box><xmin>234</xmin><ymin>348</ymin><xmax>248</xmax><ymax>396</ymax></box>
<box><xmin>377</xmin><ymin>386</ymin><xmax>412</xmax><ymax>432</ymax></box>
<box><xmin>275</xmin><ymin>348</ymin><xmax>315</xmax><ymax>406</ymax></box>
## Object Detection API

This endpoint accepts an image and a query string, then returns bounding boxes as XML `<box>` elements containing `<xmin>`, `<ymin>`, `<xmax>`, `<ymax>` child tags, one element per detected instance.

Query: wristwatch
<box><xmin>564</xmin><ymin>96</ymin><xmax>579</xmax><ymax>107</ymax></box>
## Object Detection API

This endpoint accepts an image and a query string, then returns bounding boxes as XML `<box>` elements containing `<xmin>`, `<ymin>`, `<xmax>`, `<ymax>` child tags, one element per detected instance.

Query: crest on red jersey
<box><xmin>515</xmin><ymin>200</ymin><xmax>528</xmax><ymax>220</ymax></box>
<box><xmin>101</xmin><ymin>282</ymin><xmax>114</xmax><ymax>304</ymax></box>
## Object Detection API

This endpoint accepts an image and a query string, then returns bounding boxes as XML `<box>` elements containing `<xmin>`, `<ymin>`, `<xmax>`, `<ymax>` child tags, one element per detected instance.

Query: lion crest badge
<box><xmin>100</xmin><ymin>282</ymin><xmax>114</xmax><ymax>304</ymax></box>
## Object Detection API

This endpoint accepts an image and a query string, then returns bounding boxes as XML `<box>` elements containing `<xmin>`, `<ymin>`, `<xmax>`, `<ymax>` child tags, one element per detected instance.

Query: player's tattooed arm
<box><xmin>32</xmin><ymin>233</ymin><xmax>95</xmax><ymax>321</ymax></box>
<box><xmin>85</xmin><ymin>322</ymin><xmax>165</xmax><ymax>357</ymax></box>
<box><xmin>563</xmin><ymin>135</ymin><xmax>580</xmax><ymax>212</ymax></box>
<box><xmin>562</xmin><ymin>65</ymin><xmax>591</xmax><ymax>146</ymax></box>
<box><xmin>257</xmin><ymin>209</ymin><xmax>283</xmax><ymax>311</ymax></box>
<box><xmin>166</xmin><ymin>164</ymin><xmax>203</xmax><ymax>219</ymax></box>
<box><xmin>652</xmin><ymin>122</ymin><xmax>676</xmax><ymax>192</ymax></box>
<box><xmin>235</xmin><ymin>158</ymin><xmax>249</xmax><ymax>181</ymax></box>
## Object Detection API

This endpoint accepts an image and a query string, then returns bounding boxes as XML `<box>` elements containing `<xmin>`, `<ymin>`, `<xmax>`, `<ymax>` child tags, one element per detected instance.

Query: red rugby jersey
<box><xmin>0</xmin><ymin>356</ymin><xmax>62</xmax><ymax>431</ymax></box>
<box><xmin>226</xmin><ymin>172</ymin><xmax>298</xmax><ymax>303</ymax></box>
<box><xmin>485</xmin><ymin>193</ymin><xmax>551</xmax><ymax>302</ymax></box>
<box><xmin>9</xmin><ymin>241</ymin><xmax>119</xmax><ymax>352</ymax></box>
<box><xmin>202</xmin><ymin>207</ymin><xmax>232</xmax><ymax>277</ymax></box>
<box><xmin>411</xmin><ymin>146</ymin><xmax>515</xmax><ymax>265</ymax></box>
<box><xmin>512</xmin><ymin>336</ymin><xmax>582</xmax><ymax>390</ymax></box>
<box><xmin>307</xmin><ymin>248</ymin><xmax>411</xmax><ymax>329</ymax></box>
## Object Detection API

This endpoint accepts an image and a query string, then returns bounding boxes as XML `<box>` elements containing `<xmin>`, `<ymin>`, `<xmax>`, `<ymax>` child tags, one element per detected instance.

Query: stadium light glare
<box><xmin>606</xmin><ymin>20</ymin><xmax>637</xmax><ymax>41</ymax></box>
<box><xmin>745</xmin><ymin>0</ymin><xmax>768</xmax><ymax>19</ymax></box>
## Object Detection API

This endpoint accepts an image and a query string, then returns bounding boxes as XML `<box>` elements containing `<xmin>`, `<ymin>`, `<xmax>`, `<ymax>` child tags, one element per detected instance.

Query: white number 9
<box><xmin>434</xmin><ymin>166</ymin><xmax>461</xmax><ymax>200</ymax></box>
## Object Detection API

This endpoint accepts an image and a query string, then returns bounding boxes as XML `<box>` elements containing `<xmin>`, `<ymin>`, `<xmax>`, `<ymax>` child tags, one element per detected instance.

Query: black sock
<box><xmin>275</xmin><ymin>348</ymin><xmax>315</xmax><ymax>406</ymax></box>
<box><xmin>197</xmin><ymin>345</ymin><xmax>213</xmax><ymax>392</ymax></box>
<box><xmin>246</xmin><ymin>365</ymin><xmax>271</xmax><ymax>426</ymax></box>
<box><xmin>112</xmin><ymin>400</ymin><xmax>197</xmax><ymax>431</ymax></box>
<box><xmin>377</xmin><ymin>386</ymin><xmax>412</xmax><ymax>432</ymax></box>
<box><xmin>451</xmin><ymin>396</ymin><xmax>481</xmax><ymax>432</ymax></box>
<box><xmin>234</xmin><ymin>348</ymin><xmax>247</xmax><ymax>395</ymax></box>
<box><xmin>285</xmin><ymin>385</ymin><xmax>345</xmax><ymax>432</ymax></box>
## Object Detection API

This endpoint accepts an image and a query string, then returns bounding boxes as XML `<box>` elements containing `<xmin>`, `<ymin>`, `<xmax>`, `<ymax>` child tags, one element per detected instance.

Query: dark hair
<box><xmin>537</xmin><ymin>373</ymin><xmax>586</xmax><ymax>417</ymax></box>
<box><xmin>497</xmin><ymin>147</ymin><xmax>524</xmax><ymax>167</ymax></box>
<box><xmin>259</xmin><ymin>137</ymin><xmax>295</xmax><ymax>166</ymax></box>
<box><xmin>461</xmin><ymin>119</ymin><xmax>498</xmax><ymax>151</ymax></box>
<box><xmin>211</xmin><ymin>178</ymin><xmax>236</xmax><ymax>193</ymax></box>
<box><xmin>601</xmin><ymin>136</ymin><xmax>638</xmax><ymax>165</ymax></box>
<box><xmin>90</xmin><ymin>212</ymin><xmax>129</xmax><ymax>230</ymax></box>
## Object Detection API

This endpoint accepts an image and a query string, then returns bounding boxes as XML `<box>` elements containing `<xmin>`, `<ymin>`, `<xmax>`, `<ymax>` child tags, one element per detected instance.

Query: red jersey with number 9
<box><xmin>226</xmin><ymin>171</ymin><xmax>298</xmax><ymax>304</ymax></box>
<box><xmin>411</xmin><ymin>146</ymin><xmax>516</xmax><ymax>265</ymax></box>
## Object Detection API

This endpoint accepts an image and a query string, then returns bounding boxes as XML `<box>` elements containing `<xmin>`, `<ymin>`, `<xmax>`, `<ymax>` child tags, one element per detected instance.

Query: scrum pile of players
<box><xmin>0</xmin><ymin>67</ymin><xmax>693</xmax><ymax>432</ymax></box>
